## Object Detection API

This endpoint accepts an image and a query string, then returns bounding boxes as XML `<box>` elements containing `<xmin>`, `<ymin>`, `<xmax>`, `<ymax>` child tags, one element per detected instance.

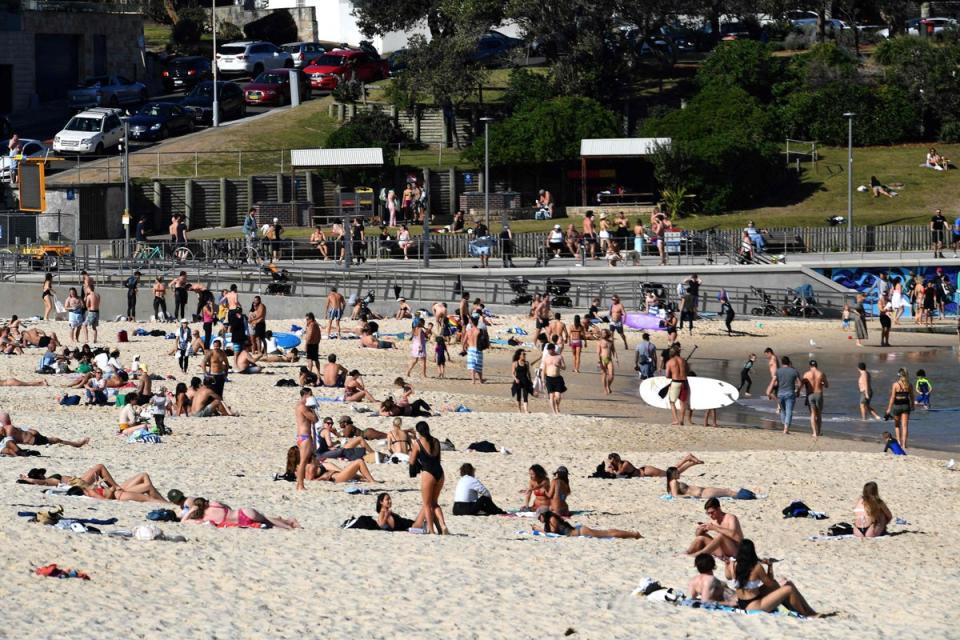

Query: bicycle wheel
<box><xmin>223</xmin><ymin>249</ymin><xmax>240</xmax><ymax>270</ymax></box>
<box><xmin>173</xmin><ymin>246</ymin><xmax>194</xmax><ymax>264</ymax></box>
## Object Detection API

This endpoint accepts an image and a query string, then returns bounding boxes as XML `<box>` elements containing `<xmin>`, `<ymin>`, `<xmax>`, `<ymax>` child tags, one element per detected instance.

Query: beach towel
<box><xmin>466</xmin><ymin>347</ymin><xmax>483</xmax><ymax>372</ymax></box>
<box><xmin>516</xmin><ymin>530</ymin><xmax>563</xmax><ymax>538</ymax></box>
<box><xmin>505</xmin><ymin>327</ymin><xmax>528</xmax><ymax>336</ymax></box>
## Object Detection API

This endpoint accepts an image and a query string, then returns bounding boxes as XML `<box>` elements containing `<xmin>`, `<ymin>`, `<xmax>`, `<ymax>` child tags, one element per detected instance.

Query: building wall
<box><xmin>1</xmin><ymin>10</ymin><xmax>144</xmax><ymax>113</ymax></box>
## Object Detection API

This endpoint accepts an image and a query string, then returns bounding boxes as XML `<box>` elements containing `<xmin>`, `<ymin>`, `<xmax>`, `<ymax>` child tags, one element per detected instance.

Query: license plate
<box><xmin>248</xmin><ymin>93</ymin><xmax>260</xmax><ymax>101</ymax></box>
<box><xmin>174</xmin><ymin>79</ymin><xmax>184</xmax><ymax>85</ymax></box>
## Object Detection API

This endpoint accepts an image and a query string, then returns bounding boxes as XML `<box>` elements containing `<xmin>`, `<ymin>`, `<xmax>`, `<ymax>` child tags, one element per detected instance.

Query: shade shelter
<box><xmin>578</xmin><ymin>138</ymin><xmax>671</xmax><ymax>206</ymax></box>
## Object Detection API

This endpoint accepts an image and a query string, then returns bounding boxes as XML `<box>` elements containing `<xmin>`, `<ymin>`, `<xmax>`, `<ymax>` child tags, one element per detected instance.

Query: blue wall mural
<box><xmin>815</xmin><ymin>266</ymin><xmax>958</xmax><ymax>316</ymax></box>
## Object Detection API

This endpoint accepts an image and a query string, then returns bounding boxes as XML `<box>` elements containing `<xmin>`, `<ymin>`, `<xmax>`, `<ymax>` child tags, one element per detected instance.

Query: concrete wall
<box><xmin>2</xmin><ymin>10</ymin><xmax>144</xmax><ymax>113</ymax></box>
<box><xmin>213</xmin><ymin>6</ymin><xmax>318</xmax><ymax>43</ymax></box>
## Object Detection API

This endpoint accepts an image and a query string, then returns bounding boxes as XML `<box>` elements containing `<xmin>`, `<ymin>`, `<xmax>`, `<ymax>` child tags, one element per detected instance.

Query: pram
<box><xmin>264</xmin><ymin>264</ymin><xmax>291</xmax><ymax>296</ymax></box>
<box><xmin>784</xmin><ymin>283</ymin><xmax>822</xmax><ymax>317</ymax></box>
<box><xmin>546</xmin><ymin>278</ymin><xmax>572</xmax><ymax>308</ymax></box>
<box><xmin>749</xmin><ymin>286</ymin><xmax>779</xmax><ymax>316</ymax></box>
<box><xmin>509</xmin><ymin>277</ymin><xmax>533</xmax><ymax>305</ymax></box>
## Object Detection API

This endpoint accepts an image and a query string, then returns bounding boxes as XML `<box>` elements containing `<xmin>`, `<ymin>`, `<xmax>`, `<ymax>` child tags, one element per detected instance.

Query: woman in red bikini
<box><xmin>182</xmin><ymin>497</ymin><xmax>300</xmax><ymax>529</ymax></box>
<box><xmin>522</xmin><ymin>464</ymin><xmax>550</xmax><ymax>512</ymax></box>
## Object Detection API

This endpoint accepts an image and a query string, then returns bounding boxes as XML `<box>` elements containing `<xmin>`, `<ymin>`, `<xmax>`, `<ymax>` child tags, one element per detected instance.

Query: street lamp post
<box><xmin>211</xmin><ymin>0</ymin><xmax>219</xmax><ymax>127</ymax></box>
<box><xmin>843</xmin><ymin>112</ymin><xmax>855</xmax><ymax>253</ymax></box>
<box><xmin>480</xmin><ymin>117</ymin><xmax>493</xmax><ymax>230</ymax></box>
<box><xmin>122</xmin><ymin>119</ymin><xmax>130</xmax><ymax>255</ymax></box>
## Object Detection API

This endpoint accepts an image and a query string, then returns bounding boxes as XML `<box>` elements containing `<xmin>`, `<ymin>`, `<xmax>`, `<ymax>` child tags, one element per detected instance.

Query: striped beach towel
<box><xmin>466</xmin><ymin>347</ymin><xmax>483</xmax><ymax>372</ymax></box>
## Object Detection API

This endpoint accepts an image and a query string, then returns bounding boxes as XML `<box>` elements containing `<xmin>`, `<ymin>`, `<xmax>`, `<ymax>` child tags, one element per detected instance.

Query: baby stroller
<box><xmin>546</xmin><ymin>278</ymin><xmax>572</xmax><ymax>308</ymax></box>
<box><xmin>509</xmin><ymin>277</ymin><xmax>533</xmax><ymax>305</ymax></box>
<box><xmin>750</xmin><ymin>286</ymin><xmax>779</xmax><ymax>316</ymax></box>
<box><xmin>264</xmin><ymin>265</ymin><xmax>291</xmax><ymax>296</ymax></box>
<box><xmin>784</xmin><ymin>284</ymin><xmax>823</xmax><ymax>317</ymax></box>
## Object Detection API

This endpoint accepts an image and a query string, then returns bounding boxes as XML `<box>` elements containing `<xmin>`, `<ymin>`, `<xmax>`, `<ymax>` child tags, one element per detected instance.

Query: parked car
<box><xmin>216</xmin><ymin>41</ymin><xmax>293</xmax><ymax>77</ymax></box>
<box><xmin>161</xmin><ymin>56</ymin><xmax>212</xmax><ymax>93</ymax></box>
<box><xmin>52</xmin><ymin>108</ymin><xmax>124</xmax><ymax>155</ymax></box>
<box><xmin>281</xmin><ymin>42</ymin><xmax>325</xmax><ymax>68</ymax></box>
<box><xmin>127</xmin><ymin>102</ymin><xmax>194</xmax><ymax>141</ymax></box>
<box><xmin>243</xmin><ymin>69</ymin><xmax>309</xmax><ymax>106</ymax></box>
<box><xmin>909</xmin><ymin>17</ymin><xmax>957</xmax><ymax>35</ymax></box>
<box><xmin>386</xmin><ymin>49</ymin><xmax>410</xmax><ymax>76</ymax></box>
<box><xmin>469</xmin><ymin>30</ymin><xmax>523</xmax><ymax>65</ymax></box>
<box><xmin>68</xmin><ymin>75</ymin><xmax>147</xmax><ymax>112</ymax></box>
<box><xmin>1</xmin><ymin>138</ymin><xmax>51</xmax><ymax>181</ymax></box>
<box><xmin>790</xmin><ymin>17</ymin><xmax>849</xmax><ymax>32</ymax></box>
<box><xmin>303</xmin><ymin>48</ymin><xmax>389</xmax><ymax>91</ymax></box>
<box><xmin>179</xmin><ymin>81</ymin><xmax>245</xmax><ymax>125</ymax></box>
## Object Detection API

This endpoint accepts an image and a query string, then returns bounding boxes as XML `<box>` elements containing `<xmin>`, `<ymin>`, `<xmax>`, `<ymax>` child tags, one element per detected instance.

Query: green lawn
<box><xmin>143</xmin><ymin>21</ymin><xmax>172</xmax><ymax>51</ymax></box>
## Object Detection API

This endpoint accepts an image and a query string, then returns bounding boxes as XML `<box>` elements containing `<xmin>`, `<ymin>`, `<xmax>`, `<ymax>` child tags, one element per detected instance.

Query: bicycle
<box><xmin>132</xmin><ymin>243</ymin><xmax>166</xmax><ymax>268</ymax></box>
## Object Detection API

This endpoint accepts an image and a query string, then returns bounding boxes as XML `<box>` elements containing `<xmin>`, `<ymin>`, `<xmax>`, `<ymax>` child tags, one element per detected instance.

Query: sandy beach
<box><xmin>1</xmin><ymin>310</ymin><xmax>958</xmax><ymax>639</ymax></box>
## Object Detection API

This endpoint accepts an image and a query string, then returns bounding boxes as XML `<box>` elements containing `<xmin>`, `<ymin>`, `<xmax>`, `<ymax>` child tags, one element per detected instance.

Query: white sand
<box><xmin>0</xmin><ymin>313</ymin><xmax>958</xmax><ymax>639</ymax></box>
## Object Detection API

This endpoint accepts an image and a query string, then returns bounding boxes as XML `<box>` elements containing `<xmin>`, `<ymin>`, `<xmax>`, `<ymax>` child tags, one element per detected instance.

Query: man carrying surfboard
<box><xmin>665</xmin><ymin>344</ymin><xmax>690</xmax><ymax>426</ymax></box>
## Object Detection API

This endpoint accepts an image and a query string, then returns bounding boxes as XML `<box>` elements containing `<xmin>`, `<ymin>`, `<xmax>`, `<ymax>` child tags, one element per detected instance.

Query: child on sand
<box><xmin>882</xmin><ymin>431</ymin><xmax>906</xmax><ymax>456</ymax></box>
<box><xmin>841</xmin><ymin>303</ymin><xmax>851</xmax><ymax>330</ymax></box>
<box><xmin>688</xmin><ymin>554</ymin><xmax>734</xmax><ymax>604</ymax></box>
<box><xmin>433</xmin><ymin>336</ymin><xmax>448</xmax><ymax>378</ymax></box>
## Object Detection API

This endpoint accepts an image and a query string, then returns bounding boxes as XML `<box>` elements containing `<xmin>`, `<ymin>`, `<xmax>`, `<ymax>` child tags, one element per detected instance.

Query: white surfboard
<box><xmin>639</xmin><ymin>376</ymin><xmax>740</xmax><ymax>411</ymax></box>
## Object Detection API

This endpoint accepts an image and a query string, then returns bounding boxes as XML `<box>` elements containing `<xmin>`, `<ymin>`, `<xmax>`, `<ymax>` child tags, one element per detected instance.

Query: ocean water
<box><xmin>645</xmin><ymin>348</ymin><xmax>960</xmax><ymax>453</ymax></box>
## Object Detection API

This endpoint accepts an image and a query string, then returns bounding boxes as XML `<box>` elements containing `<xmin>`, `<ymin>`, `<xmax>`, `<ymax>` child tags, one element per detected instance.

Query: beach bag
<box><xmin>827</xmin><ymin>522</ymin><xmax>854</xmax><ymax>536</ymax></box>
<box><xmin>146</xmin><ymin>509</ymin><xmax>178</xmax><ymax>522</ymax></box>
<box><xmin>342</xmin><ymin>515</ymin><xmax>380</xmax><ymax>530</ymax></box>
<box><xmin>59</xmin><ymin>395</ymin><xmax>81</xmax><ymax>406</ymax></box>
<box><xmin>466</xmin><ymin>441</ymin><xmax>498</xmax><ymax>453</ymax></box>
<box><xmin>117</xmin><ymin>330</ymin><xmax>129</xmax><ymax>343</ymax></box>
<box><xmin>782</xmin><ymin>501</ymin><xmax>811</xmax><ymax>519</ymax></box>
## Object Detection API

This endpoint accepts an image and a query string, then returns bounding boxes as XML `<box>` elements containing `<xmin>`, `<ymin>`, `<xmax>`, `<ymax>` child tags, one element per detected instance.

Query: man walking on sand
<box><xmin>464</xmin><ymin>315</ymin><xmax>484</xmax><ymax>384</ymax></box>
<box><xmin>763</xmin><ymin>347</ymin><xmax>780</xmax><ymax>399</ymax></box>
<box><xmin>802</xmin><ymin>359</ymin><xmax>829</xmax><ymax>438</ymax></box>
<box><xmin>83</xmin><ymin>284</ymin><xmax>101</xmax><ymax>344</ymax></box>
<box><xmin>542</xmin><ymin>343</ymin><xmax>566</xmax><ymax>414</ymax></box>
<box><xmin>546</xmin><ymin>312</ymin><xmax>568</xmax><ymax>348</ymax></box>
<box><xmin>609</xmin><ymin>295</ymin><xmax>628</xmax><ymax>348</ymax></box>
<box><xmin>597</xmin><ymin>328</ymin><xmax>617</xmax><ymax>395</ymax></box>
<box><xmin>304</xmin><ymin>312</ymin><xmax>321</xmax><ymax>376</ymax></box>
<box><xmin>294</xmin><ymin>388</ymin><xmax>316</xmax><ymax>491</ymax></box>
<box><xmin>202</xmin><ymin>339</ymin><xmax>230</xmax><ymax>400</ymax></box>
<box><xmin>857</xmin><ymin>362</ymin><xmax>881</xmax><ymax>420</ymax></box>
<box><xmin>665</xmin><ymin>343</ymin><xmax>690</xmax><ymax>426</ymax></box>
<box><xmin>768</xmin><ymin>356</ymin><xmax>801</xmax><ymax>434</ymax></box>
<box><xmin>324</xmin><ymin>287</ymin><xmax>345</xmax><ymax>338</ymax></box>
<box><xmin>686</xmin><ymin>498</ymin><xmax>744</xmax><ymax>558</ymax></box>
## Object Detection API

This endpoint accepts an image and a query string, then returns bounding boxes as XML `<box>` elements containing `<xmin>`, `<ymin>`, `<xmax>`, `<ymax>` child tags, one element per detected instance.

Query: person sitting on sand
<box><xmin>298</xmin><ymin>366</ymin><xmax>319</xmax><ymax>387</ymax></box>
<box><xmin>117</xmin><ymin>395</ymin><xmax>149</xmax><ymax>433</ymax></box>
<box><xmin>19</xmin><ymin>465</ymin><xmax>169</xmax><ymax>503</ymax></box>
<box><xmin>395</xmin><ymin>298</ymin><xmax>412</xmax><ymax>320</ymax></box>
<box><xmin>182</xmin><ymin>497</ymin><xmax>299</xmax><ymax>529</ymax></box>
<box><xmin>724</xmin><ymin>539</ymin><xmax>824</xmax><ymax>616</ymax></box>
<box><xmin>0</xmin><ymin>413</ymin><xmax>89</xmax><ymax>448</ymax></box>
<box><xmin>338</xmin><ymin>415</ymin><xmax>387</xmax><ymax>442</ymax></box>
<box><xmin>172</xmin><ymin>383</ymin><xmax>190</xmax><ymax>417</ymax></box>
<box><xmin>385</xmin><ymin>417</ymin><xmax>413</xmax><ymax>456</ymax></box>
<box><xmin>926</xmin><ymin>147</ymin><xmax>949</xmax><ymax>171</ymax></box>
<box><xmin>321</xmin><ymin>354</ymin><xmax>347</xmax><ymax>387</ymax></box>
<box><xmin>854</xmin><ymin>481</ymin><xmax>892</xmax><ymax>538</ymax></box>
<box><xmin>522</xmin><ymin>464</ymin><xmax>551</xmax><ymax>512</ymax></box>
<box><xmin>688</xmin><ymin>554</ymin><xmax>736</xmax><ymax>604</ymax></box>
<box><xmin>548</xmin><ymin>466</ymin><xmax>572</xmax><ymax>517</ymax></box>
<box><xmin>606</xmin><ymin>452</ymin><xmax>703</xmax><ymax>478</ymax></box>
<box><xmin>535</xmin><ymin>508</ymin><xmax>642</xmax><ymax>539</ymax></box>
<box><xmin>0</xmin><ymin>327</ymin><xmax>23</xmax><ymax>355</ymax></box>
<box><xmin>667</xmin><ymin>467</ymin><xmax>756</xmax><ymax>500</ymax></box>
<box><xmin>19</xmin><ymin>327</ymin><xmax>60</xmax><ymax>350</ymax></box>
<box><xmin>376</xmin><ymin>493</ymin><xmax>415</xmax><ymax>531</ymax></box>
<box><xmin>344</xmin><ymin>370</ymin><xmax>377</xmax><ymax>403</ymax></box>
<box><xmin>360</xmin><ymin>323</ymin><xmax>395</xmax><ymax>349</ymax></box>
<box><xmin>685</xmin><ymin>498</ymin><xmax>744</xmax><ymax>558</ymax></box>
<box><xmin>453</xmin><ymin>463</ymin><xmax>505</xmax><ymax>516</ymax></box>
<box><xmin>234</xmin><ymin>341</ymin><xmax>263</xmax><ymax>374</ymax></box>
<box><xmin>189</xmin><ymin>379</ymin><xmax>235</xmax><ymax>417</ymax></box>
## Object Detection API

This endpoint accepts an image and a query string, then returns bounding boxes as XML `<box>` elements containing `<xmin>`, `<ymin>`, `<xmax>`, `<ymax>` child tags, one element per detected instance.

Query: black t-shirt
<box><xmin>273</xmin><ymin>224</ymin><xmax>284</xmax><ymax>240</ymax></box>
<box><xmin>687</xmin><ymin>279</ymin><xmax>701</xmax><ymax>297</ymax></box>
<box><xmin>932</xmin><ymin>214</ymin><xmax>947</xmax><ymax>231</ymax></box>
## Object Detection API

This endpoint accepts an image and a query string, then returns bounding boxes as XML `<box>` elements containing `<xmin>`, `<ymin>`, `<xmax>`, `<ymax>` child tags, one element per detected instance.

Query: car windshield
<box><xmin>281</xmin><ymin>45</ymin><xmax>301</xmax><ymax>53</ymax></box>
<box><xmin>253</xmin><ymin>73</ymin><xmax>286</xmax><ymax>84</ymax></box>
<box><xmin>137</xmin><ymin>103</ymin><xmax>168</xmax><ymax>117</ymax></box>
<box><xmin>64</xmin><ymin>117</ymin><xmax>102</xmax><ymax>132</ymax></box>
<box><xmin>218</xmin><ymin>45</ymin><xmax>247</xmax><ymax>55</ymax></box>
<box><xmin>171</xmin><ymin>60</ymin><xmax>201</xmax><ymax>70</ymax></box>
<box><xmin>81</xmin><ymin>76</ymin><xmax>109</xmax><ymax>87</ymax></box>
<box><xmin>188</xmin><ymin>83</ymin><xmax>215</xmax><ymax>97</ymax></box>
<box><xmin>311</xmin><ymin>54</ymin><xmax>348</xmax><ymax>67</ymax></box>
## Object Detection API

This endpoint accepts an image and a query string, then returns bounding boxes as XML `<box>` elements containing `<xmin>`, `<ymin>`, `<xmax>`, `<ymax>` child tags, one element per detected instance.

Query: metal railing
<box><xmin>47</xmin><ymin>149</ymin><xmax>295</xmax><ymax>182</ymax></box>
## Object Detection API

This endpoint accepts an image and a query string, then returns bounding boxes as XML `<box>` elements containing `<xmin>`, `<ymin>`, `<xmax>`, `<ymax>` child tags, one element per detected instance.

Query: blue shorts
<box><xmin>734</xmin><ymin>488</ymin><xmax>756</xmax><ymax>500</ymax></box>
<box><xmin>327</xmin><ymin>309</ymin><xmax>342</xmax><ymax>320</ymax></box>
<box><xmin>85</xmin><ymin>311</ymin><xmax>99</xmax><ymax>327</ymax></box>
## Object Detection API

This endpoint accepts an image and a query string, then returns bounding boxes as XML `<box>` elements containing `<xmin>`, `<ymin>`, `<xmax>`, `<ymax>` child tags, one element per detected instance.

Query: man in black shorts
<box><xmin>931</xmin><ymin>208</ymin><xmax>947</xmax><ymax>259</ymax></box>
<box><xmin>304</xmin><ymin>312</ymin><xmax>321</xmax><ymax>375</ymax></box>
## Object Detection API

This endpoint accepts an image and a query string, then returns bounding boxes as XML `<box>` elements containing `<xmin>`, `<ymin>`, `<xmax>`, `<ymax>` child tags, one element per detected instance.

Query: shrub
<box><xmin>171</xmin><ymin>18</ymin><xmax>202</xmax><ymax>47</ymax></box>
<box><xmin>939</xmin><ymin>121</ymin><xmax>960</xmax><ymax>143</ymax></box>
<box><xmin>696</xmin><ymin>40</ymin><xmax>781</xmax><ymax>101</ymax></box>
<box><xmin>217</xmin><ymin>20</ymin><xmax>244</xmax><ymax>43</ymax></box>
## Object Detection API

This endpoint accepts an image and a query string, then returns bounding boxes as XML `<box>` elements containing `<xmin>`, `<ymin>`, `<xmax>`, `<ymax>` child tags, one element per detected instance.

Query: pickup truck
<box><xmin>68</xmin><ymin>75</ymin><xmax>148</xmax><ymax>112</ymax></box>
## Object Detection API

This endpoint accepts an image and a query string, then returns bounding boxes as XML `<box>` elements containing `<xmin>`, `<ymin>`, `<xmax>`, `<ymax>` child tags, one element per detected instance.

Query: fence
<box><xmin>0</xmin><ymin>211</ymin><xmax>78</xmax><ymax>246</ymax></box>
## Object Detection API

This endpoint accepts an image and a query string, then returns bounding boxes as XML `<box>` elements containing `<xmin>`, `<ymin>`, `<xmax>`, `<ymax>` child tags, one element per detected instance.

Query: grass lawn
<box><xmin>143</xmin><ymin>21</ymin><xmax>172</xmax><ymax>52</ymax></box>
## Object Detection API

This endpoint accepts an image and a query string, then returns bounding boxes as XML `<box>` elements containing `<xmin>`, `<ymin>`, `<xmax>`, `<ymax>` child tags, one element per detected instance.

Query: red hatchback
<box><xmin>303</xmin><ymin>49</ymin><xmax>389</xmax><ymax>91</ymax></box>
<box><xmin>242</xmin><ymin>69</ymin><xmax>309</xmax><ymax>106</ymax></box>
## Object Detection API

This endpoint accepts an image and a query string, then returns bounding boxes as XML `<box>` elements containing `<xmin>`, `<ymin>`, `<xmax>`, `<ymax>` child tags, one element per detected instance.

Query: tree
<box><xmin>463</xmin><ymin>96</ymin><xmax>619</xmax><ymax>166</ymax></box>
<box><xmin>696</xmin><ymin>39</ymin><xmax>781</xmax><ymax>101</ymax></box>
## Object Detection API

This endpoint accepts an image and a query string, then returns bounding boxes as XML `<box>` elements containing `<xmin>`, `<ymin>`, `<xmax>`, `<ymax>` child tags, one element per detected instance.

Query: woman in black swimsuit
<box><xmin>409</xmin><ymin>421</ymin><xmax>448</xmax><ymax>534</ymax></box>
<box><xmin>511</xmin><ymin>349</ymin><xmax>533</xmax><ymax>413</ymax></box>
<box><xmin>41</xmin><ymin>272</ymin><xmax>55</xmax><ymax>321</ymax></box>
<box><xmin>724</xmin><ymin>539</ymin><xmax>822</xmax><ymax>616</ymax></box>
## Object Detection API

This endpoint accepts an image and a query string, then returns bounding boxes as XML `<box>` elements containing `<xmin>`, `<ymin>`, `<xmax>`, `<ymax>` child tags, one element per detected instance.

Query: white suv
<box><xmin>216</xmin><ymin>41</ymin><xmax>293</xmax><ymax>76</ymax></box>
<box><xmin>52</xmin><ymin>108</ymin><xmax>124</xmax><ymax>155</ymax></box>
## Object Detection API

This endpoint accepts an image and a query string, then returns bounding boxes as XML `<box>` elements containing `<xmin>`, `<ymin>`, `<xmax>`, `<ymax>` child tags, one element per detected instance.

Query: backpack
<box><xmin>117</xmin><ymin>330</ymin><xmax>129</xmax><ymax>343</ymax></box>
<box><xmin>477</xmin><ymin>328</ymin><xmax>490</xmax><ymax>351</ymax></box>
